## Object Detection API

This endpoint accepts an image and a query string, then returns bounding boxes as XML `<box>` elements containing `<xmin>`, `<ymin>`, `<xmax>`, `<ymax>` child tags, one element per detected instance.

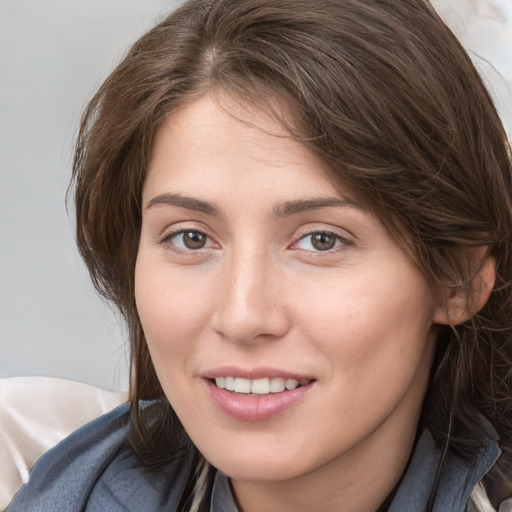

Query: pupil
<box><xmin>183</xmin><ymin>231</ymin><xmax>206</xmax><ymax>249</ymax></box>
<box><xmin>311</xmin><ymin>233</ymin><xmax>336</xmax><ymax>251</ymax></box>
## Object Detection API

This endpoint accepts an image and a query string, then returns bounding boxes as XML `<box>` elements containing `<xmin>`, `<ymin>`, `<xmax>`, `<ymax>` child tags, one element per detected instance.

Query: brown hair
<box><xmin>71</xmin><ymin>0</ymin><xmax>512</xmax><ymax>508</ymax></box>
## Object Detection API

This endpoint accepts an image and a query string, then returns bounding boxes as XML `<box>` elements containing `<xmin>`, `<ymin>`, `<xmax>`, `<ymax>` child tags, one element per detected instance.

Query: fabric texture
<box><xmin>6</xmin><ymin>402</ymin><xmax>506</xmax><ymax>512</ymax></box>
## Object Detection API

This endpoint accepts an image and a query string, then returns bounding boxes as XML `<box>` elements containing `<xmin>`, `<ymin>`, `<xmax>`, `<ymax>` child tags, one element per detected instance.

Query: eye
<box><xmin>163</xmin><ymin>230</ymin><xmax>216</xmax><ymax>251</ymax></box>
<box><xmin>295</xmin><ymin>231</ymin><xmax>346</xmax><ymax>252</ymax></box>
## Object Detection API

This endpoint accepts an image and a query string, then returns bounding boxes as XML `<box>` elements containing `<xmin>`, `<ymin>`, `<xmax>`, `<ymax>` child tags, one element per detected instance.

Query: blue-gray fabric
<box><xmin>7</xmin><ymin>403</ymin><xmax>501</xmax><ymax>511</ymax></box>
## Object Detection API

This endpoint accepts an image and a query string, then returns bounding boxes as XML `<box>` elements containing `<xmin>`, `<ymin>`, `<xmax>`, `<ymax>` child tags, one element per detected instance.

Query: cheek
<box><xmin>294</xmin><ymin>269</ymin><xmax>436</xmax><ymax>381</ymax></box>
<box><xmin>134</xmin><ymin>255</ymin><xmax>213</xmax><ymax>367</ymax></box>
<box><xmin>134</xmin><ymin>256</ymin><xmax>216</xmax><ymax>432</ymax></box>
<box><xmin>294</xmin><ymin>280</ymin><xmax>436</xmax><ymax>441</ymax></box>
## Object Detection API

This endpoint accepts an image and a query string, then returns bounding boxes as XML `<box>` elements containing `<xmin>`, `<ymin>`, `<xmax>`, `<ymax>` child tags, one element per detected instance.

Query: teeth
<box><xmin>251</xmin><ymin>378</ymin><xmax>271</xmax><ymax>394</ymax></box>
<box><xmin>214</xmin><ymin>376</ymin><xmax>306</xmax><ymax>394</ymax></box>
<box><xmin>270</xmin><ymin>378</ymin><xmax>285</xmax><ymax>393</ymax></box>
<box><xmin>234</xmin><ymin>378</ymin><xmax>251</xmax><ymax>393</ymax></box>
<box><xmin>225</xmin><ymin>377</ymin><xmax>235</xmax><ymax>391</ymax></box>
<box><xmin>285</xmin><ymin>379</ymin><xmax>299</xmax><ymax>390</ymax></box>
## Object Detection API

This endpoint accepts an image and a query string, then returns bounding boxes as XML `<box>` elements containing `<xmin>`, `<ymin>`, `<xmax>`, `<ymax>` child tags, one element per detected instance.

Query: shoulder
<box><xmin>7</xmin><ymin>403</ymin><xmax>194</xmax><ymax>512</ymax></box>
<box><xmin>7</xmin><ymin>403</ymin><xmax>131</xmax><ymax>511</ymax></box>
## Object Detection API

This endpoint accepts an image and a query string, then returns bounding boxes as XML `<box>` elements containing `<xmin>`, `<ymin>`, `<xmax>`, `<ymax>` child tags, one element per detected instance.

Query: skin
<box><xmin>135</xmin><ymin>91</ymin><xmax>453</xmax><ymax>512</ymax></box>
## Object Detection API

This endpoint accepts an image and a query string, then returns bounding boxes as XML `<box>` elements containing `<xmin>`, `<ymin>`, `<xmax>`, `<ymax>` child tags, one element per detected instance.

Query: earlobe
<box><xmin>433</xmin><ymin>252</ymin><xmax>496</xmax><ymax>326</ymax></box>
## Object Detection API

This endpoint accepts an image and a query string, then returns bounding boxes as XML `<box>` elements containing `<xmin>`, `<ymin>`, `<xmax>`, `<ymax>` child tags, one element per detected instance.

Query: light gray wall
<box><xmin>1</xmin><ymin>0</ymin><xmax>510</xmax><ymax>392</ymax></box>
<box><xmin>1</xmin><ymin>0</ymin><xmax>181</xmax><ymax>391</ymax></box>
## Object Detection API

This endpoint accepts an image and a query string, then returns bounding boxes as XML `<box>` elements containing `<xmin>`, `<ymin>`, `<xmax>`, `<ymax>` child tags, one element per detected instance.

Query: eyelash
<box><xmin>160</xmin><ymin>228</ymin><xmax>352</xmax><ymax>256</ymax></box>
<box><xmin>291</xmin><ymin>230</ymin><xmax>352</xmax><ymax>255</ymax></box>
<box><xmin>160</xmin><ymin>229</ymin><xmax>218</xmax><ymax>254</ymax></box>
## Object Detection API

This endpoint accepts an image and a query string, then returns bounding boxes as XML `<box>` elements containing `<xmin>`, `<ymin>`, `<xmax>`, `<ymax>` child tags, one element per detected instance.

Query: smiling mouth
<box><xmin>212</xmin><ymin>376</ymin><xmax>313</xmax><ymax>395</ymax></box>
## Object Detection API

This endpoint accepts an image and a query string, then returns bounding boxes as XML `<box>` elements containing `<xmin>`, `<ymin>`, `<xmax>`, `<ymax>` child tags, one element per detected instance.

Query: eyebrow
<box><xmin>146</xmin><ymin>193</ymin><xmax>222</xmax><ymax>216</ymax></box>
<box><xmin>271</xmin><ymin>197</ymin><xmax>363</xmax><ymax>218</ymax></box>
<box><xmin>145</xmin><ymin>192</ymin><xmax>362</xmax><ymax>218</ymax></box>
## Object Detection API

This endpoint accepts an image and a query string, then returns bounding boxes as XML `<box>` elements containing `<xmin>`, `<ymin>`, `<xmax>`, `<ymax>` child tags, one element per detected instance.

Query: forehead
<box><xmin>144</xmin><ymin>91</ymin><xmax>344</xmax><ymax>202</ymax></box>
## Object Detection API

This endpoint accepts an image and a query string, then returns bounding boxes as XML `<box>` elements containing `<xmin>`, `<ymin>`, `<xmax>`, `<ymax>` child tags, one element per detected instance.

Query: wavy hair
<box><xmin>71</xmin><ymin>0</ymin><xmax>512</xmax><ymax>509</ymax></box>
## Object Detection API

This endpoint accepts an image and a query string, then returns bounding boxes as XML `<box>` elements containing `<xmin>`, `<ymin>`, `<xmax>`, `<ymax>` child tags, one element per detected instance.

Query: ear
<box><xmin>433</xmin><ymin>249</ymin><xmax>496</xmax><ymax>326</ymax></box>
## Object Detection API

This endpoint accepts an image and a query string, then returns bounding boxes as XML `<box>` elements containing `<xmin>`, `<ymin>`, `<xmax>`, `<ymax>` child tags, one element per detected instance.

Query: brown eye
<box><xmin>182</xmin><ymin>231</ymin><xmax>207</xmax><ymax>249</ymax></box>
<box><xmin>310</xmin><ymin>232</ymin><xmax>337</xmax><ymax>251</ymax></box>
<box><xmin>163</xmin><ymin>229</ymin><xmax>217</xmax><ymax>253</ymax></box>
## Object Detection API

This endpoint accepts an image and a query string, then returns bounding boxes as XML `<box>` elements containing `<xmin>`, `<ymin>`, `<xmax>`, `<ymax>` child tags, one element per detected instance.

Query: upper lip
<box><xmin>202</xmin><ymin>366</ymin><xmax>315</xmax><ymax>381</ymax></box>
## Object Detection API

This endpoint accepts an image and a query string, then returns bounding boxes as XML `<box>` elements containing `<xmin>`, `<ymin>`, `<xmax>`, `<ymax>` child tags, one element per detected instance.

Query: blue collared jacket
<box><xmin>7</xmin><ymin>403</ymin><xmax>504</xmax><ymax>511</ymax></box>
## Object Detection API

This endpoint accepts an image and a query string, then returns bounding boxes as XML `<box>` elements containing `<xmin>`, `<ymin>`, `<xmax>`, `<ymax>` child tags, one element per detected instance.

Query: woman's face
<box><xmin>135</xmin><ymin>92</ymin><xmax>442</xmax><ymax>492</ymax></box>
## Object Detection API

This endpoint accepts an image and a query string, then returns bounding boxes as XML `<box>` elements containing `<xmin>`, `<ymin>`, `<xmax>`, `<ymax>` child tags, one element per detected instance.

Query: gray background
<box><xmin>1</xmin><ymin>0</ymin><xmax>510</xmax><ymax>392</ymax></box>
<box><xmin>1</xmin><ymin>0</ymin><xmax>181</xmax><ymax>391</ymax></box>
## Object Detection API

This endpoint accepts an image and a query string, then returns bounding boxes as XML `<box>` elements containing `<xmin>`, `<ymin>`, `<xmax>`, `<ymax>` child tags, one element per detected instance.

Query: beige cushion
<box><xmin>0</xmin><ymin>377</ymin><xmax>127</xmax><ymax>511</ymax></box>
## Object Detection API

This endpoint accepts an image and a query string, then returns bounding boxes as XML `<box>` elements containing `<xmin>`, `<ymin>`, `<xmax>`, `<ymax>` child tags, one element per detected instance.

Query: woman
<box><xmin>8</xmin><ymin>0</ymin><xmax>512</xmax><ymax>510</ymax></box>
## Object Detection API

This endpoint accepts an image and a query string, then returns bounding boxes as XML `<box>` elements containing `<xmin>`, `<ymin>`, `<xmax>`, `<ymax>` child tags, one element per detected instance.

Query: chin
<box><xmin>196</xmin><ymin>433</ymin><xmax>318</xmax><ymax>483</ymax></box>
<box><xmin>212</xmin><ymin>455</ymin><xmax>307</xmax><ymax>483</ymax></box>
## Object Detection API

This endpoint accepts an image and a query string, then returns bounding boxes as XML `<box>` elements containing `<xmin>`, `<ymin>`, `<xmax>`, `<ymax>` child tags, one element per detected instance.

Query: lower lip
<box><xmin>205</xmin><ymin>379</ymin><xmax>314</xmax><ymax>422</ymax></box>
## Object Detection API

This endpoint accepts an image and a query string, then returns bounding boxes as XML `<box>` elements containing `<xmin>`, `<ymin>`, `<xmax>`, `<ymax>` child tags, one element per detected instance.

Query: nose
<box><xmin>211</xmin><ymin>250</ymin><xmax>291</xmax><ymax>344</ymax></box>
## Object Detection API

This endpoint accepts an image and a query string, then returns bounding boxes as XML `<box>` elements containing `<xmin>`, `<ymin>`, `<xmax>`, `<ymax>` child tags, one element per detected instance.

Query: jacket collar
<box><xmin>389</xmin><ymin>424</ymin><xmax>501</xmax><ymax>512</ymax></box>
<box><xmin>211</xmin><ymin>470</ymin><xmax>239</xmax><ymax>512</ymax></box>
